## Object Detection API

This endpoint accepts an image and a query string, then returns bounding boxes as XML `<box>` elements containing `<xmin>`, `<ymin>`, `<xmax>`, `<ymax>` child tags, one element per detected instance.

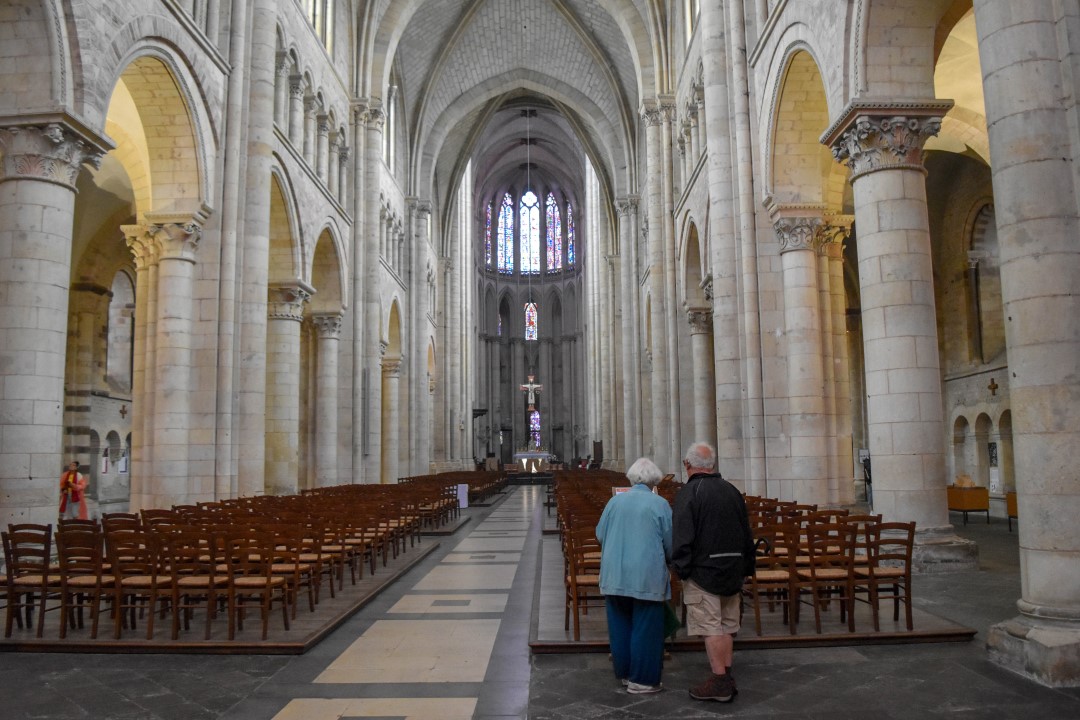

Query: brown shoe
<box><xmin>689</xmin><ymin>673</ymin><xmax>737</xmax><ymax>702</ymax></box>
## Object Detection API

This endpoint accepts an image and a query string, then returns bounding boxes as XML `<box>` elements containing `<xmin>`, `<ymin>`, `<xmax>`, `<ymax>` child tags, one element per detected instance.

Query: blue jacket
<box><xmin>595</xmin><ymin>485</ymin><xmax>673</xmax><ymax>601</ymax></box>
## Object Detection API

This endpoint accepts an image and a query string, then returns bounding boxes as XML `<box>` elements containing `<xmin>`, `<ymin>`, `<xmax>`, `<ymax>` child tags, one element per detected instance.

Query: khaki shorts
<box><xmin>682</xmin><ymin>578</ymin><xmax>741</xmax><ymax>636</ymax></box>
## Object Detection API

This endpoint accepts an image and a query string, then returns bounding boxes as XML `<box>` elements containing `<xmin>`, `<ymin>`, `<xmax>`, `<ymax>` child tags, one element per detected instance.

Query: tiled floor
<box><xmin>3</xmin><ymin>487</ymin><xmax>1080</xmax><ymax>720</ymax></box>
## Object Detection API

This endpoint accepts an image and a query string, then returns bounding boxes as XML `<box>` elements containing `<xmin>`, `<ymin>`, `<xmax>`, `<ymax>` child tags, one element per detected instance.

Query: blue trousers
<box><xmin>605</xmin><ymin>595</ymin><xmax>665</xmax><ymax>686</ymax></box>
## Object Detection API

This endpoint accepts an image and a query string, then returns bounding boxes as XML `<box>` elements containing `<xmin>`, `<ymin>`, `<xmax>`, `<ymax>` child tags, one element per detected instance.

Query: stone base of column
<box><xmin>988</xmin><ymin>615</ymin><xmax>1080</xmax><ymax>687</ymax></box>
<box><xmin>912</xmin><ymin>525</ymin><xmax>979</xmax><ymax>573</ymax></box>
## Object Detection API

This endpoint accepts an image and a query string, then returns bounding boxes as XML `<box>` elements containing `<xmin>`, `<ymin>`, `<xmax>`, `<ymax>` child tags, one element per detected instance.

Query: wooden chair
<box><xmin>104</xmin><ymin>529</ymin><xmax>172</xmax><ymax>640</ymax></box>
<box><xmin>795</xmin><ymin>522</ymin><xmax>857</xmax><ymax>633</ymax></box>
<box><xmin>265</xmin><ymin>523</ymin><xmax>316</xmax><ymax>619</ymax></box>
<box><xmin>745</xmin><ymin>522</ymin><xmax>800</xmax><ymax>635</ymax></box>
<box><xmin>2</xmin><ymin>524</ymin><xmax>61</xmax><ymax>638</ymax></box>
<box><xmin>224</xmin><ymin>530</ymin><xmax>289</xmax><ymax>640</ymax></box>
<box><xmin>101</xmin><ymin>512</ymin><xmax>142</xmax><ymax>532</ymax></box>
<box><xmin>55</xmin><ymin>526</ymin><xmax>107</xmax><ymax>639</ymax></box>
<box><xmin>854</xmin><ymin>521</ymin><xmax>915</xmax><ymax>631</ymax></box>
<box><xmin>563</xmin><ymin>527</ymin><xmax>603</xmax><ymax>641</ymax></box>
<box><xmin>160</xmin><ymin>529</ymin><xmax>227</xmax><ymax>640</ymax></box>
<box><xmin>1006</xmin><ymin>491</ymin><xmax>1018</xmax><ymax>531</ymax></box>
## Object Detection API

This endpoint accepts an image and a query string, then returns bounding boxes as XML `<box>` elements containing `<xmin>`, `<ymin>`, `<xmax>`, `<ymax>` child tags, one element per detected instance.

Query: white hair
<box><xmin>683</xmin><ymin>442</ymin><xmax>716</xmax><ymax>471</ymax></box>
<box><xmin>626</xmin><ymin>457</ymin><xmax>663</xmax><ymax>487</ymax></box>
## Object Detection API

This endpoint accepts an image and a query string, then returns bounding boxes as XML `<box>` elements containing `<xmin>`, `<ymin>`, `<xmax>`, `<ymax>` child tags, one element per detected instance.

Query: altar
<box><xmin>513</xmin><ymin>450</ymin><xmax>554</xmax><ymax>474</ymax></box>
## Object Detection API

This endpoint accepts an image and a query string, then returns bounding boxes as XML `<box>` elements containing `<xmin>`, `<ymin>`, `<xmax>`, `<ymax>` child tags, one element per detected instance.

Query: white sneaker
<box><xmin>626</xmin><ymin>681</ymin><xmax>664</xmax><ymax>694</ymax></box>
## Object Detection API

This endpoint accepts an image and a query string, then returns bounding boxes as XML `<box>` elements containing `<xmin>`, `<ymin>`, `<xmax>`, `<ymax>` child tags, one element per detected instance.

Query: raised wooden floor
<box><xmin>530</xmin><ymin>527</ymin><xmax>977</xmax><ymax>654</ymax></box>
<box><xmin>0</xmin><ymin>516</ymin><xmax>471</xmax><ymax>655</ymax></box>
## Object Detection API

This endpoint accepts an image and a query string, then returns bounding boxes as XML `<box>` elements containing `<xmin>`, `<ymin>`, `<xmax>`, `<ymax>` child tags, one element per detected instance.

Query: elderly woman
<box><xmin>595</xmin><ymin>457</ymin><xmax>673</xmax><ymax>694</ymax></box>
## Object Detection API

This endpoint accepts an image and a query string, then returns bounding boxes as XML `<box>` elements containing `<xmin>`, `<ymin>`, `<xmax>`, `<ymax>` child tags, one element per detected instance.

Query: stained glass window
<box><xmin>497</xmin><ymin>313</ymin><xmax>503</xmax><ymax>336</ymax></box>
<box><xmin>497</xmin><ymin>193</ymin><xmax>514</xmax><ymax>273</ymax></box>
<box><xmin>546</xmin><ymin>193</ymin><xmax>562</xmax><ymax>272</ymax></box>
<box><xmin>529</xmin><ymin>410</ymin><xmax>541</xmax><ymax>450</ymax></box>
<box><xmin>520</xmin><ymin>191</ymin><xmax>540</xmax><ymax>274</ymax></box>
<box><xmin>525</xmin><ymin>302</ymin><xmax>538</xmax><ymax>341</ymax></box>
<box><xmin>566</xmin><ymin>202</ymin><xmax>576</xmax><ymax>267</ymax></box>
<box><xmin>484</xmin><ymin>202</ymin><xmax>492</xmax><ymax>267</ymax></box>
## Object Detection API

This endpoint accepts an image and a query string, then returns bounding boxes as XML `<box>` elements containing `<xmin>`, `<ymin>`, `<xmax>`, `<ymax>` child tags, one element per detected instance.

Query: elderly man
<box><xmin>671</xmin><ymin>442</ymin><xmax>754</xmax><ymax>702</ymax></box>
<box><xmin>595</xmin><ymin>457</ymin><xmax>673</xmax><ymax>694</ymax></box>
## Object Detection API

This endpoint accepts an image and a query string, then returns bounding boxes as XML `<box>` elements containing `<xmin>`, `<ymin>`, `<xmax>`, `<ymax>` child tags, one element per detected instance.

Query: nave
<box><xmin>4</xmin><ymin>487</ymin><xmax>1080</xmax><ymax>719</ymax></box>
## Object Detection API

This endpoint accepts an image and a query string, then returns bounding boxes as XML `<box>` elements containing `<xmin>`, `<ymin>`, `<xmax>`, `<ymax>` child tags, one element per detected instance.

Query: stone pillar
<box><xmin>274</xmin><ymin>52</ymin><xmax>291</xmax><ymax>127</ymax></box>
<box><xmin>770</xmin><ymin>206</ymin><xmax>829</xmax><ymax>504</ymax></box>
<box><xmin>265</xmin><ymin>281</ymin><xmax>311</xmax><ymax>495</ymax></box>
<box><xmin>0</xmin><ymin>121</ymin><xmax>106</xmax><ymax>525</ymax></box>
<box><xmin>313</xmin><ymin>313</ymin><xmax>342</xmax><ymax>487</ymax></box>
<box><xmin>825</xmin><ymin>218</ymin><xmax>855</xmax><ymax>503</ymax></box>
<box><xmin>303</xmin><ymin>95</ymin><xmax>317</xmax><ymax>165</ymax></box>
<box><xmin>128</xmin><ymin>215</ymin><xmax>203</xmax><ymax>508</ymax></box>
<box><xmin>641</xmin><ymin>102</ymin><xmax>670</xmax><ymax>465</ymax></box>
<box><xmin>700</xmin><ymin>0</ymin><xmax>746</xmax><ymax>483</ymax></box>
<box><xmin>350</xmin><ymin>103</ymin><xmax>367</xmax><ymax>482</ymax></box>
<box><xmin>316</xmin><ymin>114</ymin><xmax>329</xmax><ymax>181</ymax></box>
<box><xmin>616</xmin><ymin>196</ymin><xmax>641</xmax><ymax>461</ymax></box>
<box><xmin>288</xmin><ymin>76</ymin><xmax>305</xmax><ymax>146</ymax></box>
<box><xmin>327</xmin><ymin>135</ymin><xmax>340</xmax><ymax>198</ymax></box>
<box><xmin>363</xmin><ymin>105</ymin><xmax>385</xmax><ymax>481</ymax></box>
<box><xmin>687</xmin><ymin>308</ymin><xmax>717</xmax><ymax>446</ymax></box>
<box><xmin>337</xmin><ymin>145</ymin><xmax>349</xmax><ymax>203</ymax></box>
<box><xmin>380</xmin><ymin>357</ymin><xmax>401</xmax><ymax>484</ymax></box>
<box><xmin>660</xmin><ymin>98</ymin><xmax>681</xmax><ymax>470</ymax></box>
<box><xmin>824</xmin><ymin>102</ymin><xmax>973</xmax><ymax>560</ymax></box>
<box><xmin>689</xmin><ymin>107</ymin><xmax>701</xmax><ymax>163</ymax></box>
<box><xmin>123</xmin><ymin>229</ymin><xmax>156</xmax><ymax>507</ymax></box>
<box><xmin>695</xmin><ymin>87</ymin><xmax>707</xmax><ymax>153</ymax></box>
<box><xmin>974</xmin><ymin>0</ymin><xmax>1080</xmax><ymax>686</ymax></box>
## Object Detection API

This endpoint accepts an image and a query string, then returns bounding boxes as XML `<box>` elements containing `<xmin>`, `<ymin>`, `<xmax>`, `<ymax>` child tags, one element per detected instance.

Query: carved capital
<box><xmin>0</xmin><ymin>122</ymin><xmax>105</xmax><ymax>188</ymax></box>
<box><xmin>145</xmin><ymin>213</ymin><xmax>202</xmax><ymax>262</ymax></box>
<box><xmin>337</xmin><ymin>145</ymin><xmax>350</xmax><ymax>164</ymax></box>
<box><xmin>276</xmin><ymin>52</ymin><xmax>292</xmax><ymax>77</ymax></box>
<box><xmin>615</xmin><ymin>195</ymin><xmax>639</xmax><ymax>217</ymax></box>
<box><xmin>382</xmin><ymin>358</ymin><xmax>401</xmax><ymax>377</ymax></box>
<box><xmin>640</xmin><ymin>103</ymin><xmax>663</xmax><ymax>128</ymax></box>
<box><xmin>304</xmin><ymin>95</ymin><xmax>319</xmax><ymax>114</ymax></box>
<box><xmin>687</xmin><ymin>307</ymin><xmax>713</xmax><ymax>334</ymax></box>
<box><xmin>312</xmin><ymin>313</ymin><xmax>343</xmax><ymax>339</ymax></box>
<box><xmin>819</xmin><ymin>214</ymin><xmax>854</xmax><ymax>258</ymax></box>
<box><xmin>700</xmin><ymin>274</ymin><xmax>714</xmax><ymax>301</ymax></box>
<box><xmin>122</xmin><ymin>225</ymin><xmax>157</xmax><ymax>270</ymax></box>
<box><xmin>822</xmin><ymin>101</ymin><xmax>952</xmax><ymax>180</ymax></box>
<box><xmin>367</xmin><ymin>106</ymin><xmax>386</xmax><ymax>131</ymax></box>
<box><xmin>774</xmin><ymin>216</ymin><xmax>822</xmax><ymax>254</ymax></box>
<box><xmin>289</xmin><ymin>75</ymin><xmax>305</xmax><ymax>98</ymax></box>
<box><xmin>268</xmin><ymin>281</ymin><xmax>313</xmax><ymax>322</ymax></box>
<box><xmin>317</xmin><ymin>114</ymin><xmax>330</xmax><ymax>135</ymax></box>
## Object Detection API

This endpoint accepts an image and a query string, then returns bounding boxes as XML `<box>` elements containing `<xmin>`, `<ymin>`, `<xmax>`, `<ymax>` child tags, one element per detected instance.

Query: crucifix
<box><xmin>520</xmin><ymin>374</ymin><xmax>543</xmax><ymax>411</ymax></box>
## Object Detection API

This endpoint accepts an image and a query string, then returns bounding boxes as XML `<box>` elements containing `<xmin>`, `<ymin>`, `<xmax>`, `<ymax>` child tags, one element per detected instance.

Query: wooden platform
<box><xmin>0</xmin><ymin>540</ymin><xmax>439</xmax><ymax>655</ymax></box>
<box><xmin>529</xmin><ymin>535</ymin><xmax>977</xmax><ymax>654</ymax></box>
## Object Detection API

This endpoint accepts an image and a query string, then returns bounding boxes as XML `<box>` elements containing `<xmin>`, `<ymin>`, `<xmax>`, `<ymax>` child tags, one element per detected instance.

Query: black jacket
<box><xmin>670</xmin><ymin>472</ymin><xmax>755</xmax><ymax>597</ymax></box>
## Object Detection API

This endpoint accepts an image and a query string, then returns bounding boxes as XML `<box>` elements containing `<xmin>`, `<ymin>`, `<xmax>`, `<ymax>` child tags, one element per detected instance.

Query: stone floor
<box><xmin>2</xmin><ymin>486</ymin><xmax>1079</xmax><ymax>720</ymax></box>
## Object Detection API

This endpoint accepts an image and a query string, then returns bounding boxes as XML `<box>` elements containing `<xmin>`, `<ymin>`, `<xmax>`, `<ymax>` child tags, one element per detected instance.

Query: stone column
<box><xmin>303</xmin><ymin>96</ymin><xmax>317</xmax><ymax>165</ymax></box>
<box><xmin>660</xmin><ymin>98</ymin><xmax>682</xmax><ymax>470</ymax></box>
<box><xmin>695</xmin><ymin>87</ymin><xmax>707</xmax><ymax>153</ymax></box>
<box><xmin>327</xmin><ymin>135</ymin><xmax>340</xmax><ymax>198</ymax></box>
<box><xmin>0</xmin><ymin>121</ymin><xmax>106</xmax><ymax>525</ymax></box>
<box><xmin>974</xmin><ymin>0</ymin><xmax>1080</xmax><ymax>686</ymax></box>
<box><xmin>265</xmin><ymin>281</ymin><xmax>311</xmax><ymax>495</ymax></box>
<box><xmin>824</xmin><ymin>102</ymin><xmax>972</xmax><ymax>560</ymax></box>
<box><xmin>616</xmin><ymin>197</ymin><xmax>641</xmax><ymax>460</ymax></box>
<box><xmin>689</xmin><ymin>107</ymin><xmax>701</xmax><ymax>163</ymax></box>
<box><xmin>641</xmin><ymin>102</ymin><xmax>670</xmax><ymax>466</ymax></box>
<box><xmin>128</xmin><ymin>215</ymin><xmax>203</xmax><ymax>508</ymax></box>
<box><xmin>687</xmin><ymin>308</ymin><xmax>716</xmax><ymax>446</ymax></box>
<box><xmin>274</xmin><ymin>52</ymin><xmax>291</xmax><ymax>127</ymax></box>
<box><xmin>316</xmin><ymin>114</ymin><xmax>329</xmax><ymax>181</ymax></box>
<box><xmin>350</xmin><ymin>103</ymin><xmax>367</xmax><ymax>482</ymax></box>
<box><xmin>313</xmin><ymin>313</ymin><xmax>342</xmax><ymax>487</ymax></box>
<box><xmin>122</xmin><ymin>228</ymin><xmax>156</xmax><ymax>507</ymax></box>
<box><xmin>769</xmin><ymin>206</ymin><xmax>829</xmax><ymax>504</ymax></box>
<box><xmin>700</xmin><ymin>0</ymin><xmax>746</xmax><ymax>483</ymax></box>
<box><xmin>337</xmin><ymin>145</ymin><xmax>349</xmax><ymax>203</ymax></box>
<box><xmin>363</xmin><ymin>105</ymin><xmax>385</xmax><ymax>481</ymax></box>
<box><xmin>380</xmin><ymin>357</ymin><xmax>401</xmax><ymax>483</ymax></box>
<box><xmin>288</xmin><ymin>76</ymin><xmax>305</xmax><ymax>146</ymax></box>
<box><xmin>825</xmin><ymin>218</ymin><xmax>855</xmax><ymax>503</ymax></box>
